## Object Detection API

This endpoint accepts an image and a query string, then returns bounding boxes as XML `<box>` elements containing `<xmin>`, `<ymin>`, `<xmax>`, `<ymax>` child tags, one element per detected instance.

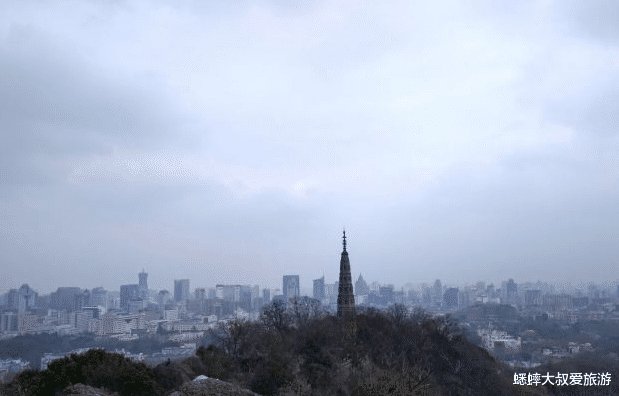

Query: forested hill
<box><xmin>4</xmin><ymin>303</ymin><xmax>532</xmax><ymax>395</ymax></box>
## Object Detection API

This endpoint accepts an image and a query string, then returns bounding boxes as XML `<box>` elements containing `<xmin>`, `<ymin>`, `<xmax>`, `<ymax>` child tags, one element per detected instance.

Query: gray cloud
<box><xmin>1</xmin><ymin>1</ymin><xmax>618</xmax><ymax>293</ymax></box>
<box><xmin>562</xmin><ymin>0</ymin><xmax>619</xmax><ymax>44</ymax></box>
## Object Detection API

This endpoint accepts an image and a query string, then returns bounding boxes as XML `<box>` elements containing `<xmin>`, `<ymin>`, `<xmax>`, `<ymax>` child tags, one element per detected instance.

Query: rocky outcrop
<box><xmin>61</xmin><ymin>383</ymin><xmax>117</xmax><ymax>395</ymax></box>
<box><xmin>169</xmin><ymin>375</ymin><xmax>259</xmax><ymax>396</ymax></box>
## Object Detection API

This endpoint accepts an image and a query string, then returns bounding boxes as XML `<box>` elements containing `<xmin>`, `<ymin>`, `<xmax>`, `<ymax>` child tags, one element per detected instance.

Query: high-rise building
<box><xmin>313</xmin><ymin>276</ymin><xmax>325</xmax><ymax>301</ymax></box>
<box><xmin>443</xmin><ymin>287</ymin><xmax>459</xmax><ymax>309</ymax></box>
<box><xmin>283</xmin><ymin>275</ymin><xmax>300</xmax><ymax>302</ymax></box>
<box><xmin>74</xmin><ymin>289</ymin><xmax>91</xmax><ymax>311</ymax></box>
<box><xmin>6</xmin><ymin>289</ymin><xmax>18</xmax><ymax>310</ymax></box>
<box><xmin>7</xmin><ymin>284</ymin><xmax>38</xmax><ymax>313</ymax></box>
<box><xmin>524</xmin><ymin>289</ymin><xmax>542</xmax><ymax>307</ymax></box>
<box><xmin>379</xmin><ymin>285</ymin><xmax>394</xmax><ymax>305</ymax></box>
<box><xmin>0</xmin><ymin>311</ymin><xmax>18</xmax><ymax>332</ymax></box>
<box><xmin>337</xmin><ymin>230</ymin><xmax>355</xmax><ymax>318</ymax></box>
<box><xmin>195</xmin><ymin>288</ymin><xmax>206</xmax><ymax>300</ymax></box>
<box><xmin>432</xmin><ymin>279</ymin><xmax>443</xmax><ymax>307</ymax></box>
<box><xmin>91</xmin><ymin>287</ymin><xmax>108</xmax><ymax>309</ymax></box>
<box><xmin>355</xmin><ymin>274</ymin><xmax>369</xmax><ymax>296</ymax></box>
<box><xmin>251</xmin><ymin>285</ymin><xmax>260</xmax><ymax>301</ymax></box>
<box><xmin>505</xmin><ymin>278</ymin><xmax>518</xmax><ymax>305</ymax></box>
<box><xmin>120</xmin><ymin>284</ymin><xmax>140</xmax><ymax>310</ymax></box>
<box><xmin>138</xmin><ymin>270</ymin><xmax>148</xmax><ymax>298</ymax></box>
<box><xmin>174</xmin><ymin>279</ymin><xmax>190</xmax><ymax>302</ymax></box>
<box><xmin>325</xmin><ymin>282</ymin><xmax>338</xmax><ymax>305</ymax></box>
<box><xmin>215</xmin><ymin>284</ymin><xmax>250</xmax><ymax>302</ymax></box>
<box><xmin>421</xmin><ymin>284</ymin><xmax>432</xmax><ymax>306</ymax></box>
<box><xmin>262</xmin><ymin>288</ymin><xmax>271</xmax><ymax>303</ymax></box>
<box><xmin>157</xmin><ymin>290</ymin><xmax>171</xmax><ymax>306</ymax></box>
<box><xmin>239</xmin><ymin>287</ymin><xmax>253</xmax><ymax>311</ymax></box>
<box><xmin>50</xmin><ymin>287</ymin><xmax>82</xmax><ymax>311</ymax></box>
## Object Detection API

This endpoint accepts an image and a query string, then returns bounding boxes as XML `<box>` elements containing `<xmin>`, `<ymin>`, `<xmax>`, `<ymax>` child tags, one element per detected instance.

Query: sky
<box><xmin>1</xmin><ymin>1</ymin><xmax>618</xmax><ymax>294</ymax></box>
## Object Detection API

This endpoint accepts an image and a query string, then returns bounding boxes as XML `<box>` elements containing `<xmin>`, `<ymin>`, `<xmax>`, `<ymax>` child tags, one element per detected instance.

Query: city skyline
<box><xmin>2</xmin><ymin>1</ymin><xmax>619</xmax><ymax>291</ymax></box>
<box><xmin>3</xmin><ymin>268</ymin><xmax>618</xmax><ymax>298</ymax></box>
<box><xmin>1</xmin><ymin>228</ymin><xmax>618</xmax><ymax>294</ymax></box>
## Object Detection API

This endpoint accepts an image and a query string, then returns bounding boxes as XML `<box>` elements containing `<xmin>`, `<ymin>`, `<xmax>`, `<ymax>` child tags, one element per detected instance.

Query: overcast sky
<box><xmin>1</xmin><ymin>1</ymin><xmax>618</xmax><ymax>294</ymax></box>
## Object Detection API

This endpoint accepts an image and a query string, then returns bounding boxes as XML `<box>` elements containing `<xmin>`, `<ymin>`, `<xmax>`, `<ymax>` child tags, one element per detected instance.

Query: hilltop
<box><xmin>3</xmin><ymin>303</ymin><xmax>525</xmax><ymax>395</ymax></box>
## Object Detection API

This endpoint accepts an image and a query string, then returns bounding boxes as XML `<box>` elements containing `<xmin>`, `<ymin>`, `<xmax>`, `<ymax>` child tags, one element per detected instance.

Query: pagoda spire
<box><xmin>337</xmin><ymin>230</ymin><xmax>355</xmax><ymax>319</ymax></box>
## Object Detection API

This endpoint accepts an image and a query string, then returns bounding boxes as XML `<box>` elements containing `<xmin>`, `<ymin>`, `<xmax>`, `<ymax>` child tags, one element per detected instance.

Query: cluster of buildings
<box><xmin>1</xmin><ymin>233</ymin><xmax>618</xmax><ymax>377</ymax></box>
<box><xmin>2</xmin><ymin>272</ymin><xmax>619</xmax><ymax>341</ymax></box>
<box><xmin>0</xmin><ymin>231</ymin><xmax>360</xmax><ymax>380</ymax></box>
<box><xmin>0</xmin><ymin>274</ymin><xmax>269</xmax><ymax>340</ymax></box>
<box><xmin>0</xmin><ymin>270</ymin><xmax>352</xmax><ymax>340</ymax></box>
<box><xmin>2</xmin><ymin>276</ymin><xmax>618</xmax><ymax>338</ymax></box>
<box><xmin>336</xmin><ymin>276</ymin><xmax>619</xmax><ymax>323</ymax></box>
<box><xmin>0</xmin><ymin>359</ymin><xmax>30</xmax><ymax>383</ymax></box>
<box><xmin>454</xmin><ymin>280</ymin><xmax>619</xmax><ymax>369</ymax></box>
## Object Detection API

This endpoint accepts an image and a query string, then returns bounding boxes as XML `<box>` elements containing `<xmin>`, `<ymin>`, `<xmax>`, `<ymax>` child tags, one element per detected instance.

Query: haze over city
<box><xmin>1</xmin><ymin>1</ymin><xmax>619</xmax><ymax>293</ymax></box>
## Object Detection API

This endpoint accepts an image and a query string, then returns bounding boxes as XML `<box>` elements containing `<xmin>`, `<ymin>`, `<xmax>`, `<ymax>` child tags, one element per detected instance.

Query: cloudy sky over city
<box><xmin>1</xmin><ymin>1</ymin><xmax>618</xmax><ymax>293</ymax></box>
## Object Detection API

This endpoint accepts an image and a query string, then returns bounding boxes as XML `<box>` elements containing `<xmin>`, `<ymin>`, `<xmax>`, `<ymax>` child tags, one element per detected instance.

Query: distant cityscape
<box><xmin>0</xmin><ymin>231</ymin><xmax>618</xmax><ymax>384</ymax></box>
<box><xmin>4</xmin><ymin>271</ymin><xmax>617</xmax><ymax>331</ymax></box>
<box><xmin>2</xmin><ymin>265</ymin><xmax>619</xmax><ymax>380</ymax></box>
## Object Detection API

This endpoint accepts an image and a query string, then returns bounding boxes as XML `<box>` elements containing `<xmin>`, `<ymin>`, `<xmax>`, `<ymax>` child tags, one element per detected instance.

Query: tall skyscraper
<box><xmin>432</xmin><ymin>279</ymin><xmax>443</xmax><ymax>307</ymax></box>
<box><xmin>506</xmin><ymin>278</ymin><xmax>518</xmax><ymax>305</ymax></box>
<box><xmin>174</xmin><ymin>279</ymin><xmax>190</xmax><ymax>302</ymax></box>
<box><xmin>138</xmin><ymin>269</ymin><xmax>148</xmax><ymax>298</ymax></box>
<box><xmin>283</xmin><ymin>275</ymin><xmax>300</xmax><ymax>302</ymax></box>
<box><xmin>337</xmin><ymin>230</ymin><xmax>355</xmax><ymax>318</ymax></box>
<box><xmin>313</xmin><ymin>276</ymin><xmax>325</xmax><ymax>301</ymax></box>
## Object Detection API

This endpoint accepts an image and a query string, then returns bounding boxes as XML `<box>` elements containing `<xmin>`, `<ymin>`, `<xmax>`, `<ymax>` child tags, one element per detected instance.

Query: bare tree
<box><xmin>260</xmin><ymin>300</ymin><xmax>291</xmax><ymax>333</ymax></box>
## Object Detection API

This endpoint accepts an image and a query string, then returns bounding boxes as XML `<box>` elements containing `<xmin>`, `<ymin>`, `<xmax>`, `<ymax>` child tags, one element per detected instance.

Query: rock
<box><xmin>169</xmin><ymin>377</ymin><xmax>259</xmax><ymax>396</ymax></box>
<box><xmin>61</xmin><ymin>383</ymin><xmax>117</xmax><ymax>395</ymax></box>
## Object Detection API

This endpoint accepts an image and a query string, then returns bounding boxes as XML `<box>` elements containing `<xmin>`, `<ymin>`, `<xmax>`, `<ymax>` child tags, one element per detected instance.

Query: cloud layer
<box><xmin>1</xmin><ymin>1</ymin><xmax>618</xmax><ymax>292</ymax></box>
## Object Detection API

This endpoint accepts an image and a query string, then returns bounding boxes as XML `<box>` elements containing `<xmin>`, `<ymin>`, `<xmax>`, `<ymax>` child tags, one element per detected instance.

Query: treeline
<box><xmin>4</xmin><ymin>303</ymin><xmax>532</xmax><ymax>395</ymax></box>
<box><xmin>0</xmin><ymin>333</ymin><xmax>95</xmax><ymax>369</ymax></box>
<box><xmin>194</xmin><ymin>302</ymin><xmax>520</xmax><ymax>395</ymax></box>
<box><xmin>0</xmin><ymin>333</ymin><xmax>176</xmax><ymax>369</ymax></box>
<box><xmin>5</xmin><ymin>349</ymin><xmax>161</xmax><ymax>395</ymax></box>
